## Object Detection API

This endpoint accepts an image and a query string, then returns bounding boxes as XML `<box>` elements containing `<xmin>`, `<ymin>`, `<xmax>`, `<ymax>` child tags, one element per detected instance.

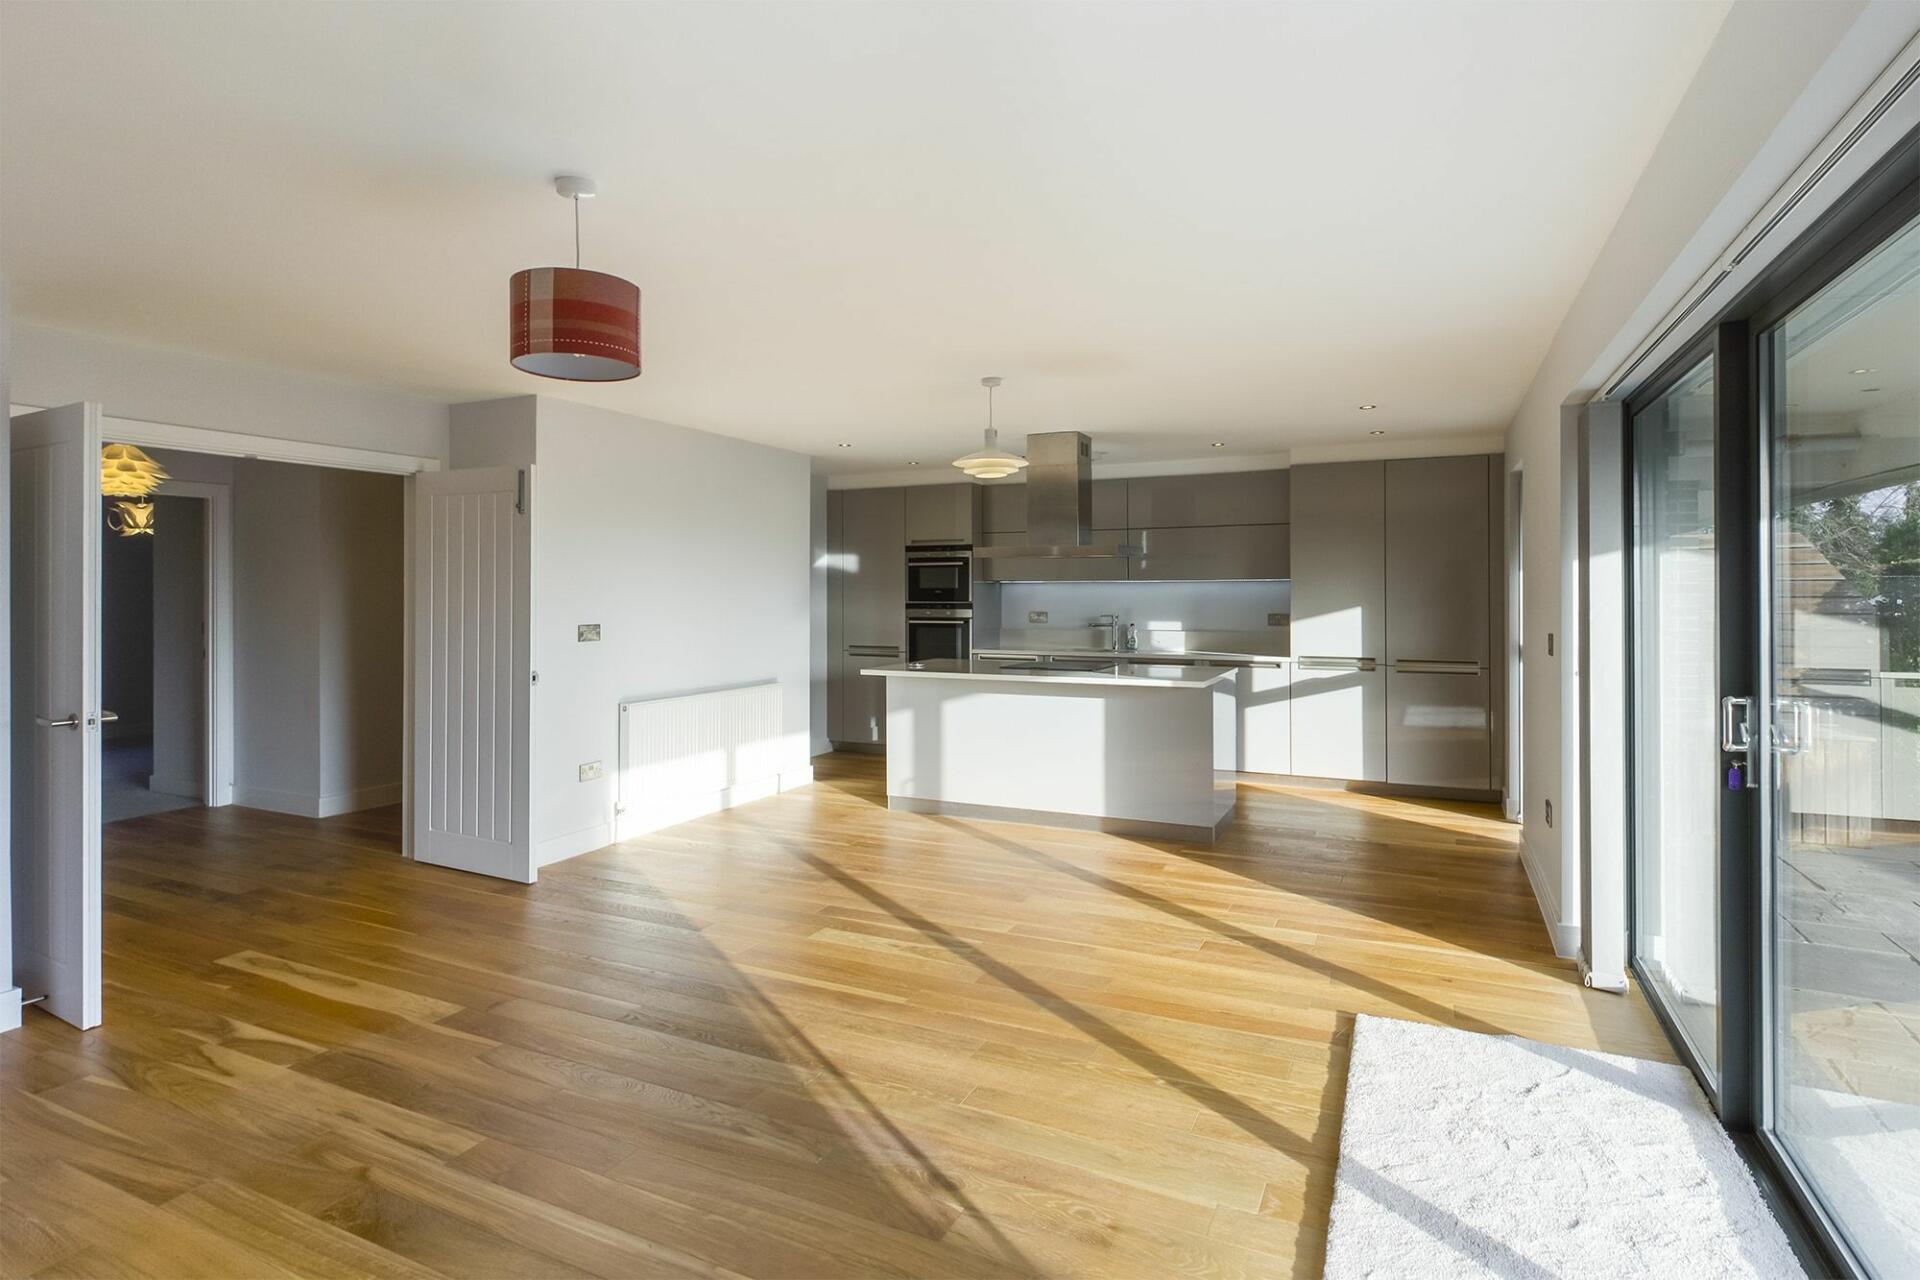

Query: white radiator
<box><xmin>615</xmin><ymin>681</ymin><xmax>806</xmax><ymax>838</ymax></box>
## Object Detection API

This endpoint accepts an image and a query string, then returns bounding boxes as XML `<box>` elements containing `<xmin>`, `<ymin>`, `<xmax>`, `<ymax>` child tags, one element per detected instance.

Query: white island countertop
<box><xmin>862</xmin><ymin>657</ymin><xmax>1238</xmax><ymax>690</ymax></box>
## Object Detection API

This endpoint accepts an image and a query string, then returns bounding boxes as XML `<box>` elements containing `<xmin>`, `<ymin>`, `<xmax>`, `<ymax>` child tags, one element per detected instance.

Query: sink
<box><xmin>996</xmin><ymin>658</ymin><xmax>1119</xmax><ymax>674</ymax></box>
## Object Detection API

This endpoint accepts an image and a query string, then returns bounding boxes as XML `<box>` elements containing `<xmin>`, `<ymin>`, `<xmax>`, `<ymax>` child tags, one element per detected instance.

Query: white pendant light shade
<box><xmin>953</xmin><ymin>376</ymin><xmax>1028</xmax><ymax>479</ymax></box>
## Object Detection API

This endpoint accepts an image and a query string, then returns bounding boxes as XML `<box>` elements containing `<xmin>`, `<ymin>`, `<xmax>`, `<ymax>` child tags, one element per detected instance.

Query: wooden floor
<box><xmin>2</xmin><ymin>754</ymin><xmax>1674</xmax><ymax>1278</ymax></box>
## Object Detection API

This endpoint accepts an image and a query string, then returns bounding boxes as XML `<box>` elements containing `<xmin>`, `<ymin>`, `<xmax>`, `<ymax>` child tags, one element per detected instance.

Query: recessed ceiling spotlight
<box><xmin>1359</xmin><ymin>404</ymin><xmax>1377</xmax><ymax>411</ymax></box>
<box><xmin>1862</xmin><ymin>387</ymin><xmax>1883</xmax><ymax>393</ymax></box>
<box><xmin>836</xmin><ymin>443</ymin><xmax>853</xmax><ymax>449</ymax></box>
<box><xmin>1369</xmin><ymin>429</ymin><xmax>1385</xmax><ymax>436</ymax></box>
<box><xmin>1850</xmin><ymin>368</ymin><xmax>1875</xmax><ymax>375</ymax></box>
<box><xmin>1210</xmin><ymin>441</ymin><xmax>1226</xmax><ymax>448</ymax></box>
<box><xmin>906</xmin><ymin>461</ymin><xmax>921</xmax><ymax>466</ymax></box>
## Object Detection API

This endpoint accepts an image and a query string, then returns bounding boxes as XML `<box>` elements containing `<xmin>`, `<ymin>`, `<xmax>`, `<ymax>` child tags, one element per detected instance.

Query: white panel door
<box><xmin>412</xmin><ymin>466</ymin><xmax>533</xmax><ymax>882</ymax></box>
<box><xmin>10</xmin><ymin>403</ymin><xmax>104</xmax><ymax>1028</ymax></box>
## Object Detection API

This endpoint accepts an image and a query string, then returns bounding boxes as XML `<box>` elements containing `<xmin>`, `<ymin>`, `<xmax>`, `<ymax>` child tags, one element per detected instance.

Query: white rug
<box><xmin>1325</xmin><ymin>1015</ymin><xmax>1805</xmax><ymax>1279</ymax></box>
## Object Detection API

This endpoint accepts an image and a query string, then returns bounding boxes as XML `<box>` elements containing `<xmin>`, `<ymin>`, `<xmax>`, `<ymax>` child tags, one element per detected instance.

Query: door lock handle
<box><xmin>96</xmin><ymin>711</ymin><xmax>119</xmax><ymax>723</ymax></box>
<box><xmin>36</xmin><ymin>715</ymin><xmax>81</xmax><ymax>729</ymax></box>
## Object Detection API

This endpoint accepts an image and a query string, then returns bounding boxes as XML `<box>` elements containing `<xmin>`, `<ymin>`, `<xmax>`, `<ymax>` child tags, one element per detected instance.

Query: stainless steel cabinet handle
<box><xmin>1297</xmin><ymin>657</ymin><xmax>1378</xmax><ymax>671</ymax></box>
<box><xmin>1394</xmin><ymin>660</ymin><xmax>1480</xmax><ymax>675</ymax></box>
<box><xmin>36</xmin><ymin>714</ymin><xmax>81</xmax><ymax>728</ymax></box>
<box><xmin>1720</xmin><ymin>695</ymin><xmax>1753</xmax><ymax>752</ymax></box>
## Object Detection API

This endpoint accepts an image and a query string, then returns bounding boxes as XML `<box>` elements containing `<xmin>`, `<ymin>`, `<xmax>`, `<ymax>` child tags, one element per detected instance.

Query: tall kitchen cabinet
<box><xmin>1384</xmin><ymin>455</ymin><xmax>1493</xmax><ymax>790</ymax></box>
<box><xmin>1289</xmin><ymin>461</ymin><xmax>1388</xmax><ymax>781</ymax></box>
<box><xmin>827</xmin><ymin>487</ymin><xmax>905</xmax><ymax>748</ymax></box>
<box><xmin>1289</xmin><ymin>455</ymin><xmax>1503</xmax><ymax>792</ymax></box>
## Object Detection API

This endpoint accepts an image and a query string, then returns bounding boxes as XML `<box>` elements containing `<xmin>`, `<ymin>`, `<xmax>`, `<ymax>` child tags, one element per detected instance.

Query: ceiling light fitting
<box><xmin>510</xmin><ymin>175</ymin><xmax>641</xmax><ymax>381</ymax></box>
<box><xmin>1358</xmin><ymin>404</ymin><xmax>1377</xmax><ymax>411</ymax></box>
<box><xmin>952</xmin><ymin>377</ymin><xmax>1029</xmax><ymax>480</ymax></box>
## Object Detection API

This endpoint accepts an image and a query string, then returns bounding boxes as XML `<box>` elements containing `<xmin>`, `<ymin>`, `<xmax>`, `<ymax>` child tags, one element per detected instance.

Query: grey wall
<box><xmin>232</xmin><ymin>460</ymin><xmax>404</xmax><ymax>816</ymax></box>
<box><xmin>316</xmin><ymin>468</ymin><xmax>404</xmax><ymax>806</ymax></box>
<box><xmin>150</xmin><ymin>496</ymin><xmax>206</xmax><ymax>798</ymax></box>
<box><xmin>2</xmin><ymin>280</ymin><xmax>13</xmax><ymax>1021</ymax></box>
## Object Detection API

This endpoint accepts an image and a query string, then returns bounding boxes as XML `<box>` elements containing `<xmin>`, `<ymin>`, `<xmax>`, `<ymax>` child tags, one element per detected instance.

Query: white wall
<box><xmin>10</xmin><ymin>325</ymin><xmax>448</xmax><ymax>462</ymax></box>
<box><xmin>1504</xmin><ymin>0</ymin><xmax>1914</xmax><ymax>945</ymax></box>
<box><xmin>519</xmin><ymin>397</ymin><xmax>813</xmax><ymax>865</ymax></box>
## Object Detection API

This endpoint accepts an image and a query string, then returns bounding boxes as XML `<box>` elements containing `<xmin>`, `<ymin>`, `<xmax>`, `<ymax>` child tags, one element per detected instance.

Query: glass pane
<box><xmin>1768</xmin><ymin>213</ymin><xmax>1920</xmax><ymax>1278</ymax></box>
<box><xmin>1633</xmin><ymin>354</ymin><xmax>1721</xmax><ymax>1081</ymax></box>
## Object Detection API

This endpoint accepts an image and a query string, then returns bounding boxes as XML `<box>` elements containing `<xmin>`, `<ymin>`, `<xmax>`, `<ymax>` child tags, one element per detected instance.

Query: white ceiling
<box><xmin>1</xmin><ymin>1</ymin><xmax>1729</xmax><ymax>475</ymax></box>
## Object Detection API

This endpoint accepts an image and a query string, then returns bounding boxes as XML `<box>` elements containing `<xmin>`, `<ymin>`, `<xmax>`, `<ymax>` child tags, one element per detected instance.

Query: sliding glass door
<box><xmin>1762</xmin><ymin>211</ymin><xmax>1920</xmax><ymax>1278</ymax></box>
<box><xmin>1631</xmin><ymin>355</ymin><xmax>1723</xmax><ymax>1083</ymax></box>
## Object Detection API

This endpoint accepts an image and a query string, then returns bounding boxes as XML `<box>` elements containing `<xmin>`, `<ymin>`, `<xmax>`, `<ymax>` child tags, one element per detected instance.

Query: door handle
<box><xmin>36</xmin><ymin>714</ymin><xmax>81</xmax><ymax>729</ymax></box>
<box><xmin>97</xmin><ymin>710</ymin><xmax>119</xmax><ymax>724</ymax></box>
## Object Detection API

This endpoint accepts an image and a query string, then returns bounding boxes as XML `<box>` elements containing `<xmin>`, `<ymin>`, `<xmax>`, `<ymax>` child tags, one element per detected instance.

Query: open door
<box><xmin>412</xmin><ymin>465</ymin><xmax>534</xmax><ymax>882</ymax></box>
<box><xmin>10</xmin><ymin>403</ymin><xmax>104</xmax><ymax>1028</ymax></box>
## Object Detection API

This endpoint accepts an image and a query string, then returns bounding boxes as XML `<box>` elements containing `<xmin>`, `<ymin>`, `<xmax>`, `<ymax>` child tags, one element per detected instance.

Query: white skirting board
<box><xmin>1520</xmin><ymin>834</ymin><xmax>1579</xmax><ymax>959</ymax></box>
<box><xmin>233</xmin><ymin>780</ymin><xmax>402</xmax><ymax>819</ymax></box>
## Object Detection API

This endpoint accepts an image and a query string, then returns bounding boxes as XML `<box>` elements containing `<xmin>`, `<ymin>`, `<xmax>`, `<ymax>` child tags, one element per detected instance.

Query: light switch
<box><xmin>578</xmin><ymin>623</ymin><xmax>602</xmax><ymax>642</ymax></box>
<box><xmin>1028</xmin><ymin>611</ymin><xmax>1049</xmax><ymax>624</ymax></box>
<box><xmin>579</xmin><ymin>761</ymin><xmax>603</xmax><ymax>782</ymax></box>
<box><xmin>1267</xmin><ymin>613</ymin><xmax>1287</xmax><ymax>627</ymax></box>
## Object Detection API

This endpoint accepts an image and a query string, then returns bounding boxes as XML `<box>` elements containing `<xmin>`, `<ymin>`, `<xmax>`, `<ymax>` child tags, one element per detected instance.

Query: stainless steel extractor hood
<box><xmin>971</xmin><ymin>431</ymin><xmax>1134</xmax><ymax>559</ymax></box>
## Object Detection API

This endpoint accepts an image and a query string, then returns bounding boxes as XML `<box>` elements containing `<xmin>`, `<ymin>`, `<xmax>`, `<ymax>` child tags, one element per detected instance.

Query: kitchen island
<box><xmin>861</xmin><ymin>657</ymin><xmax>1239</xmax><ymax>843</ymax></box>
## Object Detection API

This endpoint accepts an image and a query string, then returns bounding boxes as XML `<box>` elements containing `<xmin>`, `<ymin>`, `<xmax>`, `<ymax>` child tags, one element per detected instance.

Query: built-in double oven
<box><xmin>906</xmin><ymin>544</ymin><xmax>972</xmax><ymax>663</ymax></box>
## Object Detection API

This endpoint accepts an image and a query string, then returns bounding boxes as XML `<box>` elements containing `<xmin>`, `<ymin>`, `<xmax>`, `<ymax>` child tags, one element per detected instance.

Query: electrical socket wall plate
<box><xmin>1267</xmin><ymin>612</ymin><xmax>1287</xmax><ymax>627</ymax></box>
<box><xmin>579</xmin><ymin>761</ymin><xmax>603</xmax><ymax>782</ymax></box>
<box><xmin>578</xmin><ymin>623</ymin><xmax>602</xmax><ymax>642</ymax></box>
<box><xmin>1028</xmin><ymin>611</ymin><xmax>1048</xmax><ymax>624</ymax></box>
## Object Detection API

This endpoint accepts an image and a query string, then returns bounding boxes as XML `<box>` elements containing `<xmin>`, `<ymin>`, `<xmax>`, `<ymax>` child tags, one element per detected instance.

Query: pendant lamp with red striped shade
<box><xmin>510</xmin><ymin>176</ymin><xmax>641</xmax><ymax>381</ymax></box>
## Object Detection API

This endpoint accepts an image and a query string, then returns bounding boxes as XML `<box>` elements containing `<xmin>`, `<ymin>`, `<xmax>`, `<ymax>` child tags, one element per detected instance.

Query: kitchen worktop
<box><xmin>862</xmin><ymin>657</ymin><xmax>1239</xmax><ymax>689</ymax></box>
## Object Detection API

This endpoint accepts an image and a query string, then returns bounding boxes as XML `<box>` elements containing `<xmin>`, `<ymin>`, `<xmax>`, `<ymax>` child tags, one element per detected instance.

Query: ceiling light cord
<box><xmin>573</xmin><ymin>196</ymin><xmax>582</xmax><ymax>270</ymax></box>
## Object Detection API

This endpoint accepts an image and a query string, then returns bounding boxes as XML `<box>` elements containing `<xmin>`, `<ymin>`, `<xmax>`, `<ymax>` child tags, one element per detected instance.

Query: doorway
<box><xmin>101</xmin><ymin>492</ymin><xmax>210</xmax><ymax>822</ymax></box>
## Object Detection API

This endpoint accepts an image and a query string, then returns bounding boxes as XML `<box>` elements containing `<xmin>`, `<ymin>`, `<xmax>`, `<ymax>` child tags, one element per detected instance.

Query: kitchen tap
<box><xmin>1095</xmin><ymin>613</ymin><xmax>1121</xmax><ymax>651</ymax></box>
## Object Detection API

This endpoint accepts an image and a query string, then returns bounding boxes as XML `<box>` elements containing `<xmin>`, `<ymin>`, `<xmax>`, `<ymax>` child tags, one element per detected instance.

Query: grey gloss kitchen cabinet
<box><xmin>1383</xmin><ymin>456</ymin><xmax>1493</xmax><ymax>789</ymax></box>
<box><xmin>1384</xmin><ymin>456</ymin><xmax>1488</xmax><ymax>665</ymax></box>
<box><xmin>840</xmin><ymin>487</ymin><xmax>906</xmax><ymax>648</ymax></box>
<box><xmin>1386</xmin><ymin>668</ymin><xmax>1492</xmax><ymax>790</ymax></box>
<box><xmin>976</xmin><ymin>479</ymin><xmax>1128</xmax><ymax>582</ymax></box>
<box><xmin>830</xmin><ymin>486</ymin><xmax>904</xmax><ymax>747</ymax></box>
<box><xmin>1289</xmin><ymin>461</ymin><xmax>1386</xmax><ymax>781</ymax></box>
<box><xmin>1127</xmin><ymin>470</ymin><xmax>1289</xmax><ymax>528</ymax></box>
<box><xmin>904</xmin><ymin>483</ymin><xmax>981</xmax><ymax>545</ymax></box>
<box><xmin>1290</xmin><ymin>461</ymin><xmax>1386</xmax><ymax>661</ymax></box>
<box><xmin>837</xmin><ymin>649</ymin><xmax>891</xmax><ymax>747</ymax></box>
<box><xmin>1130</xmin><ymin>524</ymin><xmax>1290</xmax><ymax>581</ymax></box>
